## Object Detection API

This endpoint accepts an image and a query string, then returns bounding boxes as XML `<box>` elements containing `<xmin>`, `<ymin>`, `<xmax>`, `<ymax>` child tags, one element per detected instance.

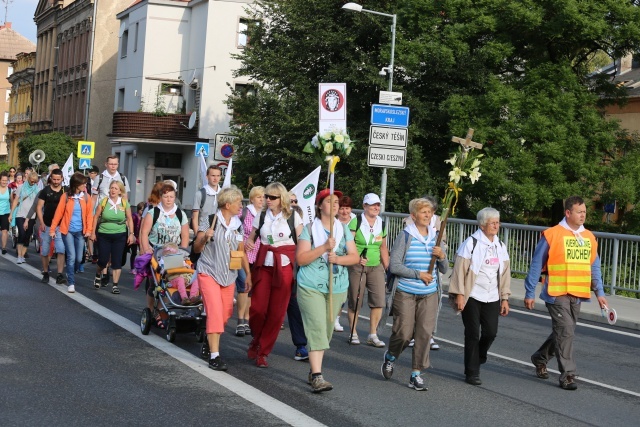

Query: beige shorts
<box><xmin>347</xmin><ymin>263</ymin><xmax>386</xmax><ymax>310</ymax></box>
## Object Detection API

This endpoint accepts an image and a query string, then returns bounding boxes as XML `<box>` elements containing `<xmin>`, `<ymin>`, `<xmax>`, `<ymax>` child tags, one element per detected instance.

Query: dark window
<box><xmin>155</xmin><ymin>152</ymin><xmax>183</xmax><ymax>168</ymax></box>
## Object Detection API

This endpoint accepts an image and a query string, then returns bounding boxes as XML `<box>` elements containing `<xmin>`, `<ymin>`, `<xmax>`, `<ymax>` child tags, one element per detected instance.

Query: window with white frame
<box><xmin>7</xmin><ymin>66</ymin><xmax>13</xmax><ymax>77</ymax></box>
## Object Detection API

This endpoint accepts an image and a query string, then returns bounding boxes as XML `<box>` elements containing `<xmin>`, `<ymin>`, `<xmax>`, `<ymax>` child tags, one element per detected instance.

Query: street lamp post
<box><xmin>342</xmin><ymin>2</ymin><xmax>396</xmax><ymax>212</ymax></box>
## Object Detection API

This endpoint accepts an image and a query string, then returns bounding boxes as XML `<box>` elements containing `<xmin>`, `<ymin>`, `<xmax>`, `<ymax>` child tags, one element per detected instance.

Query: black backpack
<box><xmin>151</xmin><ymin>206</ymin><xmax>184</xmax><ymax>228</ymax></box>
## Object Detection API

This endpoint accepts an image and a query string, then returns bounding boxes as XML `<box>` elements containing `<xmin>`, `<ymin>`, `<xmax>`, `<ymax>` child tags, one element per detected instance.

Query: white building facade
<box><xmin>111</xmin><ymin>0</ymin><xmax>252</xmax><ymax>207</ymax></box>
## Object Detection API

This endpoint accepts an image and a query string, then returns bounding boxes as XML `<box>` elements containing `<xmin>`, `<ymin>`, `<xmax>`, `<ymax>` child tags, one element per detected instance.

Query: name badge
<box><xmin>267</xmin><ymin>235</ymin><xmax>274</xmax><ymax>245</ymax></box>
<box><xmin>374</xmin><ymin>235</ymin><xmax>383</xmax><ymax>243</ymax></box>
<box><xmin>236</xmin><ymin>233</ymin><xmax>244</xmax><ymax>242</ymax></box>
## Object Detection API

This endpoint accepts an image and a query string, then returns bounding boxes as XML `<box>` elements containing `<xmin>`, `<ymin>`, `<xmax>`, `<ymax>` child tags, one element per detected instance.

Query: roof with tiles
<box><xmin>0</xmin><ymin>23</ymin><xmax>36</xmax><ymax>61</ymax></box>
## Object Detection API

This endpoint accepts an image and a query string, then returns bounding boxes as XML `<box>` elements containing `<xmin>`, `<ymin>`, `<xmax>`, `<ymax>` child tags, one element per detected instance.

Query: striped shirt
<box><xmin>196</xmin><ymin>214</ymin><xmax>244</xmax><ymax>287</ymax></box>
<box><xmin>397</xmin><ymin>237</ymin><xmax>438</xmax><ymax>295</ymax></box>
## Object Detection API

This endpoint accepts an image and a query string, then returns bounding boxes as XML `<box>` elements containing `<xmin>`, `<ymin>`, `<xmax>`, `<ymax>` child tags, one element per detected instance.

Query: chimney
<box><xmin>620</xmin><ymin>54</ymin><xmax>633</xmax><ymax>74</ymax></box>
<box><xmin>0</xmin><ymin>22</ymin><xmax>11</xmax><ymax>30</ymax></box>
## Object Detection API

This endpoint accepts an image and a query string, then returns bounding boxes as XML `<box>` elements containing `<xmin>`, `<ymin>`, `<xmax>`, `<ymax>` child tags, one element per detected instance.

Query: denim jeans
<box><xmin>63</xmin><ymin>231</ymin><xmax>85</xmax><ymax>285</ymax></box>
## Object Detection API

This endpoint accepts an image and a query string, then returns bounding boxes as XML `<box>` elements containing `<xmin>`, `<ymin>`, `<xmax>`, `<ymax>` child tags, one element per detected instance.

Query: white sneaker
<box><xmin>334</xmin><ymin>316</ymin><xmax>344</xmax><ymax>332</ymax></box>
<box><xmin>16</xmin><ymin>257</ymin><xmax>24</xmax><ymax>264</ymax></box>
<box><xmin>67</xmin><ymin>285</ymin><xmax>75</xmax><ymax>293</ymax></box>
<box><xmin>430</xmin><ymin>338</ymin><xmax>440</xmax><ymax>350</ymax></box>
<box><xmin>367</xmin><ymin>334</ymin><xmax>386</xmax><ymax>348</ymax></box>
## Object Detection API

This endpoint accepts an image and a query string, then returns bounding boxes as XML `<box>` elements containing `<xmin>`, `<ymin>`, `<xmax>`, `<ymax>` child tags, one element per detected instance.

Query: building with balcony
<box><xmin>33</xmin><ymin>0</ymin><xmax>133</xmax><ymax>163</ymax></box>
<box><xmin>7</xmin><ymin>52</ymin><xmax>37</xmax><ymax>166</ymax></box>
<box><xmin>111</xmin><ymin>0</ymin><xmax>252</xmax><ymax>205</ymax></box>
<box><xmin>0</xmin><ymin>23</ymin><xmax>36</xmax><ymax>164</ymax></box>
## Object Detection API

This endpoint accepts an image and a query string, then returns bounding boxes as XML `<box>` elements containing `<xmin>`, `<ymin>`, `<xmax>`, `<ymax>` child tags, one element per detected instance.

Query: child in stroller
<box><xmin>160</xmin><ymin>242</ymin><xmax>201</xmax><ymax>306</ymax></box>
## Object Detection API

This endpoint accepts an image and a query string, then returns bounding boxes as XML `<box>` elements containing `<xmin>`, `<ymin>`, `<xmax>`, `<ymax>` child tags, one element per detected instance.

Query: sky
<box><xmin>5</xmin><ymin>0</ymin><xmax>38</xmax><ymax>43</ymax></box>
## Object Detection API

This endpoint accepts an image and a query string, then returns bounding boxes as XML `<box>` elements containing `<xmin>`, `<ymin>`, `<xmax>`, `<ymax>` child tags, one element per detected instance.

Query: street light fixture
<box><xmin>342</xmin><ymin>2</ymin><xmax>397</xmax><ymax>212</ymax></box>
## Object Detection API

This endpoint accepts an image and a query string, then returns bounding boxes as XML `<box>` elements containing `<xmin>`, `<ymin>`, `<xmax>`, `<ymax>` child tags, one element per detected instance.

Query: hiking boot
<box><xmin>560</xmin><ymin>375</ymin><xmax>578</xmax><ymax>390</ymax></box>
<box><xmin>41</xmin><ymin>272</ymin><xmax>50</xmax><ymax>284</ymax></box>
<box><xmin>256</xmin><ymin>354</ymin><xmax>268</xmax><ymax>368</ymax></box>
<box><xmin>381</xmin><ymin>351</ymin><xmax>395</xmax><ymax>380</ymax></box>
<box><xmin>531</xmin><ymin>355</ymin><xmax>549</xmax><ymax>379</ymax></box>
<box><xmin>101</xmin><ymin>274</ymin><xmax>109</xmax><ymax>287</ymax></box>
<box><xmin>311</xmin><ymin>375</ymin><xmax>333</xmax><ymax>393</ymax></box>
<box><xmin>56</xmin><ymin>273</ymin><xmax>67</xmax><ymax>285</ymax></box>
<box><xmin>408</xmin><ymin>373</ymin><xmax>427</xmax><ymax>391</ymax></box>
<box><xmin>209</xmin><ymin>356</ymin><xmax>228</xmax><ymax>371</ymax></box>
<box><xmin>294</xmin><ymin>346</ymin><xmax>309</xmax><ymax>361</ymax></box>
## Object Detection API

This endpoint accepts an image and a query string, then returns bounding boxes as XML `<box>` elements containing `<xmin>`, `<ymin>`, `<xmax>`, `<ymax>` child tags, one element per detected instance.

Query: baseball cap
<box><xmin>315</xmin><ymin>188</ymin><xmax>343</xmax><ymax>205</ymax></box>
<box><xmin>362</xmin><ymin>193</ymin><xmax>381</xmax><ymax>205</ymax></box>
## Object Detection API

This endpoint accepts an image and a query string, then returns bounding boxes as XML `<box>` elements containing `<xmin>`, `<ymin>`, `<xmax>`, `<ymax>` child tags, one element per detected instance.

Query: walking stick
<box><xmin>349</xmin><ymin>248</ymin><xmax>368</xmax><ymax>345</ymax></box>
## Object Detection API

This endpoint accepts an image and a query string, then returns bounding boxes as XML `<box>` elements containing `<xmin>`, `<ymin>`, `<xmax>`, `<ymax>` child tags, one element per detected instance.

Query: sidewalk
<box><xmin>441</xmin><ymin>276</ymin><xmax>640</xmax><ymax>331</ymax></box>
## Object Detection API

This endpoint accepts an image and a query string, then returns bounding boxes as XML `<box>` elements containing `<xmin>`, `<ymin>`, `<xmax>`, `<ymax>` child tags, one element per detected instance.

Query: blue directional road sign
<box><xmin>195</xmin><ymin>142</ymin><xmax>210</xmax><ymax>158</ymax></box>
<box><xmin>370</xmin><ymin>104</ymin><xmax>410</xmax><ymax>128</ymax></box>
<box><xmin>78</xmin><ymin>158</ymin><xmax>92</xmax><ymax>170</ymax></box>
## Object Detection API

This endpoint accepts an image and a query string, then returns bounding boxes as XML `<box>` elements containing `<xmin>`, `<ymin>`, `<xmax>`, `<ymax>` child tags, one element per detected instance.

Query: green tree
<box><xmin>17</xmin><ymin>131</ymin><xmax>77</xmax><ymax>172</ymax></box>
<box><xmin>229</xmin><ymin>0</ymin><xmax>640</xmax><ymax>220</ymax></box>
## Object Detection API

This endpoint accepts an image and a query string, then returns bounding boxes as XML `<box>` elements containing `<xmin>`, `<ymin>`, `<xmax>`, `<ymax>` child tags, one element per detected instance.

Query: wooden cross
<box><xmin>451</xmin><ymin>128</ymin><xmax>483</xmax><ymax>150</ymax></box>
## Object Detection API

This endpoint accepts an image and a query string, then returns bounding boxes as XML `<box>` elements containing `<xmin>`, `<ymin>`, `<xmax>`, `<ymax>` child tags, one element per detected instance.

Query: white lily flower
<box><xmin>445</xmin><ymin>154</ymin><xmax>457</xmax><ymax>165</ymax></box>
<box><xmin>448</xmin><ymin>167</ymin><xmax>467</xmax><ymax>184</ymax></box>
<box><xmin>469</xmin><ymin>168</ymin><xmax>481</xmax><ymax>184</ymax></box>
<box><xmin>471</xmin><ymin>158</ymin><xmax>481</xmax><ymax>169</ymax></box>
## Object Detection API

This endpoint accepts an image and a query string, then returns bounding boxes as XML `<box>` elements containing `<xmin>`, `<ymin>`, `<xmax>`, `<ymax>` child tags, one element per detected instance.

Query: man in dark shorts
<box><xmin>34</xmin><ymin>169</ymin><xmax>67</xmax><ymax>284</ymax></box>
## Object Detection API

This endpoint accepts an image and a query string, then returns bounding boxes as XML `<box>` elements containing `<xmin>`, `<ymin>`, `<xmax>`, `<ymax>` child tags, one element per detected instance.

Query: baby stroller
<box><xmin>139</xmin><ymin>250</ymin><xmax>206</xmax><ymax>343</ymax></box>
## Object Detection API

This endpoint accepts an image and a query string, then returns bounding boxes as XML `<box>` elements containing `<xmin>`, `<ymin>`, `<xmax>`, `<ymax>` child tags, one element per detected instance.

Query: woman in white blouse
<box><xmin>245</xmin><ymin>182</ymin><xmax>303</xmax><ymax>368</ymax></box>
<box><xmin>448</xmin><ymin>207</ymin><xmax>511</xmax><ymax>386</ymax></box>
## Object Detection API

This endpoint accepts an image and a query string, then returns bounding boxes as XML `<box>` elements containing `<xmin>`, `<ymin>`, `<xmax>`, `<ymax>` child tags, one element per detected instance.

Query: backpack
<box><xmin>257</xmin><ymin>210</ymin><xmax>297</xmax><ymax>245</ymax></box>
<box><xmin>97</xmin><ymin>173</ymin><xmax>128</xmax><ymax>193</ymax></box>
<box><xmin>189</xmin><ymin>214</ymin><xmax>218</xmax><ymax>264</ymax></box>
<box><xmin>198</xmin><ymin>187</ymin><xmax>219</xmax><ymax>211</ymax></box>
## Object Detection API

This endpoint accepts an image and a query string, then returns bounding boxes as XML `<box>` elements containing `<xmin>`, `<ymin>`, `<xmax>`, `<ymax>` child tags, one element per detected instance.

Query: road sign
<box><xmin>367</xmin><ymin>146</ymin><xmax>407</xmax><ymax>169</ymax></box>
<box><xmin>214</xmin><ymin>134</ymin><xmax>236</xmax><ymax>161</ymax></box>
<box><xmin>77</xmin><ymin>141</ymin><xmax>95</xmax><ymax>159</ymax></box>
<box><xmin>78</xmin><ymin>158</ymin><xmax>92</xmax><ymax>170</ymax></box>
<box><xmin>369</xmin><ymin>126</ymin><xmax>408</xmax><ymax>148</ymax></box>
<box><xmin>370</xmin><ymin>104</ymin><xmax>410</xmax><ymax>128</ymax></box>
<box><xmin>195</xmin><ymin>142</ymin><xmax>210</xmax><ymax>158</ymax></box>
<box><xmin>379</xmin><ymin>91</ymin><xmax>403</xmax><ymax>105</ymax></box>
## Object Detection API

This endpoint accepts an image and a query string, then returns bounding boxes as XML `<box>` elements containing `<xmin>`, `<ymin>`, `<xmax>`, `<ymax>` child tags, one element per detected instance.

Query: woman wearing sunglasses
<box><xmin>245</xmin><ymin>182</ymin><xmax>303</xmax><ymax>368</ymax></box>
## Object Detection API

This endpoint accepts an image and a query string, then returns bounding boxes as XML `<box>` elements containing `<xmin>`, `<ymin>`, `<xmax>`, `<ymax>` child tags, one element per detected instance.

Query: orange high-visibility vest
<box><xmin>542</xmin><ymin>225</ymin><xmax>597</xmax><ymax>298</ymax></box>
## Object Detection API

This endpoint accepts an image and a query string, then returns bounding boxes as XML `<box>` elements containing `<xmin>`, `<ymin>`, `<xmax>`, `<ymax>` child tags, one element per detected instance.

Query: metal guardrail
<box><xmin>373</xmin><ymin>210</ymin><xmax>640</xmax><ymax>297</ymax></box>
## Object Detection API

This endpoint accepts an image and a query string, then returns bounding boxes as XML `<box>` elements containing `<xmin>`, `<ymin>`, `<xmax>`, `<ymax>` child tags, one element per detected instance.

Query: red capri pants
<box><xmin>198</xmin><ymin>273</ymin><xmax>235</xmax><ymax>334</ymax></box>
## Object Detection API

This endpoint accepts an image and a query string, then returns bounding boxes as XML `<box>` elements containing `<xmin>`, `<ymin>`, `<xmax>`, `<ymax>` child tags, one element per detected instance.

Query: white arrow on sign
<box><xmin>369</xmin><ymin>126</ymin><xmax>408</xmax><ymax>148</ymax></box>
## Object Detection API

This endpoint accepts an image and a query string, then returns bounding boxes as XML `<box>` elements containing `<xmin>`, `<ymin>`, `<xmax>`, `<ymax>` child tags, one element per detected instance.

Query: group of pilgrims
<box><xmin>0</xmin><ymin>160</ymin><xmax>515</xmax><ymax>394</ymax></box>
<box><xmin>190</xmin><ymin>165</ymin><xmax>512</xmax><ymax>394</ymax></box>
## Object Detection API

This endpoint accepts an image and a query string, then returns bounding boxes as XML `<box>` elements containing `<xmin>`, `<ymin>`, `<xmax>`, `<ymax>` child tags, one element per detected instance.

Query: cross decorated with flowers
<box><xmin>428</xmin><ymin>128</ymin><xmax>484</xmax><ymax>271</ymax></box>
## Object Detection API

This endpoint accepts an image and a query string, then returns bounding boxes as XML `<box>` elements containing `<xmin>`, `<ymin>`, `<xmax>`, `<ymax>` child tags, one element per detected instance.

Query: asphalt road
<box><xmin>1</xmin><ymin>247</ymin><xmax>639</xmax><ymax>427</ymax></box>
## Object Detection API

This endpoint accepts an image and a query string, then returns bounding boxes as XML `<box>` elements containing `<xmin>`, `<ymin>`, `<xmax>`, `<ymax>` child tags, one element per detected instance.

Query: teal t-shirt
<box><xmin>296</xmin><ymin>223</ymin><xmax>353</xmax><ymax>294</ymax></box>
<box><xmin>98</xmin><ymin>199</ymin><xmax>129</xmax><ymax>234</ymax></box>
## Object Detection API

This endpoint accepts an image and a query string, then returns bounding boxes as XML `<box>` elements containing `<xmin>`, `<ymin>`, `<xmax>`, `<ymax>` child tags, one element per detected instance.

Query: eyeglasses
<box><xmin>290</xmin><ymin>199</ymin><xmax>298</xmax><ymax>204</ymax></box>
<box><xmin>265</xmin><ymin>194</ymin><xmax>281</xmax><ymax>200</ymax></box>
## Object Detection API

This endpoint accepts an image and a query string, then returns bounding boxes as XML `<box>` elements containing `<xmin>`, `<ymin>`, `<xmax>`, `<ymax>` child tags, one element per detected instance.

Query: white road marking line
<box><xmin>13</xmin><ymin>257</ymin><xmax>326</xmax><ymax>427</ymax></box>
<box><xmin>343</xmin><ymin>309</ymin><xmax>640</xmax><ymax>398</ymax></box>
<box><xmin>441</xmin><ymin>294</ymin><xmax>640</xmax><ymax>339</ymax></box>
